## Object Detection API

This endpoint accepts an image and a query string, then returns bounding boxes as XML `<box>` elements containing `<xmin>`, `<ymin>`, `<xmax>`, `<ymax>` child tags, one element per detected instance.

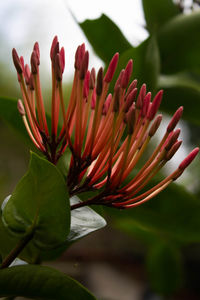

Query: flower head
<box><xmin>13</xmin><ymin>37</ymin><xmax>199</xmax><ymax>209</ymax></box>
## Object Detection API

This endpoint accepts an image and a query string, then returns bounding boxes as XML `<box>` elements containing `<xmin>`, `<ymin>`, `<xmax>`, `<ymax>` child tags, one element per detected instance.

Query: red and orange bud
<box><xmin>121</xmin><ymin>59</ymin><xmax>133</xmax><ymax>89</ymax></box>
<box><xmin>165</xmin><ymin>128</ymin><xmax>181</xmax><ymax>151</ymax></box>
<box><xmin>149</xmin><ymin>114</ymin><xmax>162</xmax><ymax>137</ymax></box>
<box><xmin>165</xmin><ymin>140</ymin><xmax>182</xmax><ymax>161</ymax></box>
<box><xmin>79</xmin><ymin>51</ymin><xmax>89</xmax><ymax>80</ymax></box>
<box><xmin>20</xmin><ymin>56</ymin><xmax>25</xmax><ymax>73</ymax></box>
<box><xmin>102</xmin><ymin>93</ymin><xmax>112</xmax><ymax>115</ymax></box>
<box><xmin>89</xmin><ymin>68</ymin><xmax>96</xmax><ymax>89</ymax></box>
<box><xmin>147</xmin><ymin>90</ymin><xmax>163</xmax><ymax>120</ymax></box>
<box><xmin>54</xmin><ymin>53</ymin><xmax>62</xmax><ymax>81</ymax></box>
<box><xmin>12</xmin><ymin>48</ymin><xmax>23</xmax><ymax>74</ymax></box>
<box><xmin>104</xmin><ymin>53</ymin><xmax>119</xmax><ymax>83</ymax></box>
<box><xmin>50</xmin><ymin>36</ymin><xmax>58</xmax><ymax>60</ymax></box>
<box><xmin>51</xmin><ymin>41</ymin><xmax>59</xmax><ymax>67</ymax></box>
<box><xmin>126</xmin><ymin>79</ymin><xmax>137</xmax><ymax>98</ymax></box>
<box><xmin>83</xmin><ymin>70</ymin><xmax>90</xmax><ymax>98</ymax></box>
<box><xmin>179</xmin><ymin>147</ymin><xmax>199</xmax><ymax>170</ymax></box>
<box><xmin>136</xmin><ymin>83</ymin><xmax>146</xmax><ymax>109</ymax></box>
<box><xmin>60</xmin><ymin>47</ymin><xmax>65</xmax><ymax>73</ymax></box>
<box><xmin>141</xmin><ymin>92</ymin><xmax>151</xmax><ymax>117</ymax></box>
<box><xmin>17</xmin><ymin>99</ymin><xmax>25</xmax><ymax>116</ymax></box>
<box><xmin>96</xmin><ymin>67</ymin><xmax>103</xmax><ymax>96</ymax></box>
<box><xmin>31</xmin><ymin>50</ymin><xmax>38</xmax><ymax>74</ymax></box>
<box><xmin>124</xmin><ymin>88</ymin><xmax>137</xmax><ymax>113</ymax></box>
<box><xmin>126</xmin><ymin>105</ymin><xmax>136</xmax><ymax>135</ymax></box>
<box><xmin>114</xmin><ymin>69</ymin><xmax>124</xmax><ymax>91</ymax></box>
<box><xmin>167</xmin><ymin>106</ymin><xmax>183</xmax><ymax>132</ymax></box>
<box><xmin>91</xmin><ymin>89</ymin><xmax>96</xmax><ymax>109</ymax></box>
<box><xmin>75</xmin><ymin>43</ymin><xmax>85</xmax><ymax>70</ymax></box>
<box><xmin>33</xmin><ymin>42</ymin><xmax>40</xmax><ymax>65</ymax></box>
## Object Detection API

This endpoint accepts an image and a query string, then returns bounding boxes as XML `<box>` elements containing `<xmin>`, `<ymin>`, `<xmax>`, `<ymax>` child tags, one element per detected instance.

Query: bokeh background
<box><xmin>0</xmin><ymin>0</ymin><xmax>200</xmax><ymax>299</ymax></box>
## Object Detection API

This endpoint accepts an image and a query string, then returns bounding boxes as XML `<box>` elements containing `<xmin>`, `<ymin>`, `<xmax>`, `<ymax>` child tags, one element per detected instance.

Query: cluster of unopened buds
<box><xmin>12</xmin><ymin>36</ymin><xmax>199</xmax><ymax>210</ymax></box>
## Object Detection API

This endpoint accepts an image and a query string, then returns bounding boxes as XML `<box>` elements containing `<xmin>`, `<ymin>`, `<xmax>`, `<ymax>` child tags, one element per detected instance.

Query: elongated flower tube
<box><xmin>13</xmin><ymin>37</ymin><xmax>199</xmax><ymax>210</ymax></box>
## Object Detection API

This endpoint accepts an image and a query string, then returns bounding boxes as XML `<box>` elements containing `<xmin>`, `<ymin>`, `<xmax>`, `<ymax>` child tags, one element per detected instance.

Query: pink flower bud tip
<box><xmin>167</xmin><ymin>106</ymin><xmax>183</xmax><ymax>132</ymax></box>
<box><xmin>59</xmin><ymin>47</ymin><xmax>65</xmax><ymax>73</ymax></box>
<box><xmin>31</xmin><ymin>50</ymin><xmax>38</xmax><ymax>74</ymax></box>
<box><xmin>121</xmin><ymin>59</ymin><xmax>133</xmax><ymax>88</ymax></box>
<box><xmin>147</xmin><ymin>90</ymin><xmax>163</xmax><ymax>120</ymax></box>
<box><xmin>50</xmin><ymin>36</ymin><xmax>58</xmax><ymax>60</ymax></box>
<box><xmin>83</xmin><ymin>70</ymin><xmax>90</xmax><ymax>98</ymax></box>
<box><xmin>149</xmin><ymin>114</ymin><xmax>162</xmax><ymax>137</ymax></box>
<box><xmin>89</xmin><ymin>68</ymin><xmax>96</xmax><ymax>89</ymax></box>
<box><xmin>136</xmin><ymin>83</ymin><xmax>146</xmax><ymax>109</ymax></box>
<box><xmin>20</xmin><ymin>56</ymin><xmax>25</xmax><ymax>73</ymax></box>
<box><xmin>54</xmin><ymin>53</ymin><xmax>62</xmax><ymax>81</ymax></box>
<box><xmin>124</xmin><ymin>88</ymin><xmax>137</xmax><ymax>113</ymax></box>
<box><xmin>79</xmin><ymin>51</ymin><xmax>89</xmax><ymax>80</ymax></box>
<box><xmin>102</xmin><ymin>94</ymin><xmax>112</xmax><ymax>115</ymax></box>
<box><xmin>33</xmin><ymin>42</ymin><xmax>40</xmax><ymax>65</ymax></box>
<box><xmin>165</xmin><ymin>128</ymin><xmax>181</xmax><ymax>151</ymax></box>
<box><xmin>12</xmin><ymin>48</ymin><xmax>23</xmax><ymax>74</ymax></box>
<box><xmin>179</xmin><ymin>147</ymin><xmax>199</xmax><ymax>170</ymax></box>
<box><xmin>104</xmin><ymin>53</ymin><xmax>119</xmax><ymax>83</ymax></box>
<box><xmin>96</xmin><ymin>67</ymin><xmax>104</xmax><ymax>96</ymax></box>
<box><xmin>141</xmin><ymin>92</ymin><xmax>151</xmax><ymax>117</ymax></box>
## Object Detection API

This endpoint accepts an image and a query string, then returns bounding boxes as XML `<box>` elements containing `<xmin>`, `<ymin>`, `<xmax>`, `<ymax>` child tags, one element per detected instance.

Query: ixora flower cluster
<box><xmin>12</xmin><ymin>36</ymin><xmax>199</xmax><ymax>210</ymax></box>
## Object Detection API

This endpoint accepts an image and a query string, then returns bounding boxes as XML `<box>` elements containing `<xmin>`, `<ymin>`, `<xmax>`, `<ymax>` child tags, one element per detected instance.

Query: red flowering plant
<box><xmin>12</xmin><ymin>36</ymin><xmax>199</xmax><ymax>209</ymax></box>
<box><xmin>0</xmin><ymin>36</ymin><xmax>198</xmax><ymax>299</ymax></box>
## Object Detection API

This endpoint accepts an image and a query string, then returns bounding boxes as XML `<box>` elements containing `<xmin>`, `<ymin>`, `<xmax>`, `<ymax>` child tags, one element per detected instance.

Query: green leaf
<box><xmin>147</xmin><ymin>242</ymin><xmax>182</xmax><ymax>294</ymax></box>
<box><xmin>111</xmin><ymin>36</ymin><xmax>160</xmax><ymax>92</ymax></box>
<box><xmin>28</xmin><ymin>196</ymin><xmax>106</xmax><ymax>261</ymax></box>
<box><xmin>106</xmin><ymin>182</ymin><xmax>200</xmax><ymax>243</ymax></box>
<box><xmin>0</xmin><ymin>265</ymin><xmax>96</xmax><ymax>299</ymax></box>
<box><xmin>68</xmin><ymin>196</ymin><xmax>106</xmax><ymax>241</ymax></box>
<box><xmin>142</xmin><ymin>0</ymin><xmax>179</xmax><ymax>33</ymax></box>
<box><xmin>0</xmin><ymin>195</ymin><xmax>106</xmax><ymax>262</ymax></box>
<box><xmin>79</xmin><ymin>14</ymin><xmax>132</xmax><ymax>63</ymax></box>
<box><xmin>2</xmin><ymin>152</ymin><xmax>70</xmax><ymax>249</ymax></box>
<box><xmin>158</xmin><ymin>11</ymin><xmax>200</xmax><ymax>73</ymax></box>
<box><xmin>158</xmin><ymin>73</ymin><xmax>200</xmax><ymax>125</ymax></box>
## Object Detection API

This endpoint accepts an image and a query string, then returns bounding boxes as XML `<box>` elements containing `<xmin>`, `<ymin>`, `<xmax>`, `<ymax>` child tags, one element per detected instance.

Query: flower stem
<box><xmin>0</xmin><ymin>229</ymin><xmax>34</xmax><ymax>269</ymax></box>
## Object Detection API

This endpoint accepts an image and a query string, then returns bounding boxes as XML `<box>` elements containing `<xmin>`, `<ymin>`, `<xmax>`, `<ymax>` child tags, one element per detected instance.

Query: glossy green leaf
<box><xmin>29</xmin><ymin>196</ymin><xmax>106</xmax><ymax>261</ymax></box>
<box><xmin>106</xmin><ymin>182</ymin><xmax>200</xmax><ymax>243</ymax></box>
<box><xmin>110</xmin><ymin>36</ymin><xmax>160</xmax><ymax>92</ymax></box>
<box><xmin>159</xmin><ymin>73</ymin><xmax>200</xmax><ymax>125</ymax></box>
<box><xmin>79</xmin><ymin>14</ymin><xmax>132</xmax><ymax>63</ymax></box>
<box><xmin>147</xmin><ymin>242</ymin><xmax>182</xmax><ymax>294</ymax></box>
<box><xmin>0</xmin><ymin>195</ymin><xmax>106</xmax><ymax>262</ymax></box>
<box><xmin>158</xmin><ymin>10</ymin><xmax>200</xmax><ymax>73</ymax></box>
<box><xmin>142</xmin><ymin>0</ymin><xmax>179</xmax><ymax>33</ymax></box>
<box><xmin>2</xmin><ymin>152</ymin><xmax>70</xmax><ymax>249</ymax></box>
<box><xmin>0</xmin><ymin>265</ymin><xmax>96</xmax><ymax>299</ymax></box>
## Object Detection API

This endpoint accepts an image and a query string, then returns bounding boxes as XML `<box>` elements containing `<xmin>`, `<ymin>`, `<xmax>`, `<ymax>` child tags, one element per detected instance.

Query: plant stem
<box><xmin>0</xmin><ymin>230</ymin><xmax>34</xmax><ymax>269</ymax></box>
<box><xmin>70</xmin><ymin>198</ymin><xmax>96</xmax><ymax>210</ymax></box>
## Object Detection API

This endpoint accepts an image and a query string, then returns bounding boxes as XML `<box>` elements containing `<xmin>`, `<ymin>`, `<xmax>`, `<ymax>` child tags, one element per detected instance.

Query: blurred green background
<box><xmin>1</xmin><ymin>0</ymin><xmax>200</xmax><ymax>299</ymax></box>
